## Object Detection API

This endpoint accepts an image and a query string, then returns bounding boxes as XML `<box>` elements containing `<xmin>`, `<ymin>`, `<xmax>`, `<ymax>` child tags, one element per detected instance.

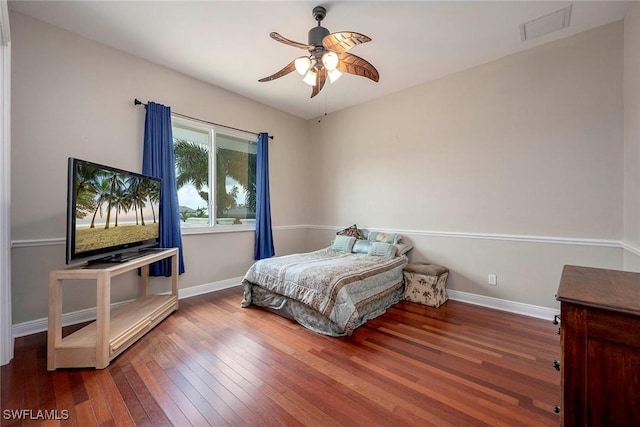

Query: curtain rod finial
<box><xmin>134</xmin><ymin>98</ymin><xmax>143</xmax><ymax>106</ymax></box>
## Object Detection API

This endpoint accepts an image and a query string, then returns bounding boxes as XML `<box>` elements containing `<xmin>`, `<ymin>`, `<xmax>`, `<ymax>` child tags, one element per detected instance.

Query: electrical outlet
<box><xmin>488</xmin><ymin>274</ymin><xmax>497</xmax><ymax>286</ymax></box>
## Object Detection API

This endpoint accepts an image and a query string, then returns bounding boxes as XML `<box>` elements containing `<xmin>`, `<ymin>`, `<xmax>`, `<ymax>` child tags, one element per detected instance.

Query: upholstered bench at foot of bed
<box><xmin>403</xmin><ymin>263</ymin><xmax>449</xmax><ymax>308</ymax></box>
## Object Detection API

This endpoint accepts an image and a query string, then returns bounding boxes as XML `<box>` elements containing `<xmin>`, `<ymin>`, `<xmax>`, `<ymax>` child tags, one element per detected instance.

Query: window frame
<box><xmin>171</xmin><ymin>115</ymin><xmax>257</xmax><ymax>233</ymax></box>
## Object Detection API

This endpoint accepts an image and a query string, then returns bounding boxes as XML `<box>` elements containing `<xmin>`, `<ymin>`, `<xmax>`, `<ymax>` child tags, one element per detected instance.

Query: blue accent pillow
<box><xmin>331</xmin><ymin>235</ymin><xmax>356</xmax><ymax>252</ymax></box>
<box><xmin>368</xmin><ymin>242</ymin><xmax>398</xmax><ymax>258</ymax></box>
<box><xmin>352</xmin><ymin>239</ymin><xmax>372</xmax><ymax>254</ymax></box>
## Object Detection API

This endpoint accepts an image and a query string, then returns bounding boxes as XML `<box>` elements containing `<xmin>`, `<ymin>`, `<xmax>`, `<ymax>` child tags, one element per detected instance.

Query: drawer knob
<box><xmin>553</xmin><ymin>360</ymin><xmax>561</xmax><ymax>371</ymax></box>
<box><xmin>557</xmin><ymin>327</ymin><xmax>561</xmax><ymax>335</ymax></box>
<box><xmin>553</xmin><ymin>314</ymin><xmax>560</xmax><ymax>325</ymax></box>
<box><xmin>554</xmin><ymin>405</ymin><xmax>560</xmax><ymax>414</ymax></box>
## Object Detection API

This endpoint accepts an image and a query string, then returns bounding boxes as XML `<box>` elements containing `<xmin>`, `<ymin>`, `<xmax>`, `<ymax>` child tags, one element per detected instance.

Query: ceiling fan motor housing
<box><xmin>308</xmin><ymin>23</ymin><xmax>330</xmax><ymax>71</ymax></box>
<box><xmin>308</xmin><ymin>26</ymin><xmax>329</xmax><ymax>47</ymax></box>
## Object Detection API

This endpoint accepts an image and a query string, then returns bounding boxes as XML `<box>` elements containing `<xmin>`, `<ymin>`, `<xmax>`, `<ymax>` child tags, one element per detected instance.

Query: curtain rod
<box><xmin>134</xmin><ymin>99</ymin><xmax>274</xmax><ymax>140</ymax></box>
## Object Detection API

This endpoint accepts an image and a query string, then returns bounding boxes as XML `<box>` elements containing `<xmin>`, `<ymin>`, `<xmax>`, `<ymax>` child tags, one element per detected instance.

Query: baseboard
<box><xmin>11</xmin><ymin>276</ymin><xmax>244</xmax><ymax>338</ymax></box>
<box><xmin>447</xmin><ymin>289</ymin><xmax>560</xmax><ymax>321</ymax></box>
<box><xmin>11</xmin><ymin>299</ymin><xmax>132</xmax><ymax>338</ymax></box>
<box><xmin>13</xmin><ymin>275</ymin><xmax>556</xmax><ymax>337</ymax></box>
<box><xmin>178</xmin><ymin>276</ymin><xmax>243</xmax><ymax>299</ymax></box>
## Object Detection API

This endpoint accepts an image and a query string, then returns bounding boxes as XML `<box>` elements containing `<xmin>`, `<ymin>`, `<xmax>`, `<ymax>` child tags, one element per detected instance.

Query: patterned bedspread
<box><xmin>241</xmin><ymin>248</ymin><xmax>407</xmax><ymax>334</ymax></box>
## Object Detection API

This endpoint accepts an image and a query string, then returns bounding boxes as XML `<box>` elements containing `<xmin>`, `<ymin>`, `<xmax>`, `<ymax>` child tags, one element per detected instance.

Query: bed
<box><xmin>241</xmin><ymin>229</ymin><xmax>411</xmax><ymax>336</ymax></box>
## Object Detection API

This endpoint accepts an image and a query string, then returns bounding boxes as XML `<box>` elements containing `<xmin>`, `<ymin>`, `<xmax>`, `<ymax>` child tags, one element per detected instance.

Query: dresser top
<box><xmin>557</xmin><ymin>265</ymin><xmax>640</xmax><ymax>315</ymax></box>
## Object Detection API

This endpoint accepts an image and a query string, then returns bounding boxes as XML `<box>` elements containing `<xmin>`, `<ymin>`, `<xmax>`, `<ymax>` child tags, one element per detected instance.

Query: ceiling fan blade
<box><xmin>336</xmin><ymin>52</ymin><xmax>379</xmax><ymax>82</ymax></box>
<box><xmin>322</xmin><ymin>32</ymin><xmax>372</xmax><ymax>53</ymax></box>
<box><xmin>270</xmin><ymin>32</ymin><xmax>313</xmax><ymax>50</ymax></box>
<box><xmin>258</xmin><ymin>60</ymin><xmax>297</xmax><ymax>82</ymax></box>
<box><xmin>310</xmin><ymin>68</ymin><xmax>327</xmax><ymax>98</ymax></box>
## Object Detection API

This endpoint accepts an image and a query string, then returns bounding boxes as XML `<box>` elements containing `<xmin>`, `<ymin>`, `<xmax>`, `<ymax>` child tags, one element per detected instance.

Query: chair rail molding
<box><xmin>11</xmin><ymin>224</ymin><xmax>623</xmax><ymax>250</ymax></box>
<box><xmin>622</xmin><ymin>240</ymin><xmax>640</xmax><ymax>257</ymax></box>
<box><xmin>311</xmin><ymin>224</ymin><xmax>621</xmax><ymax>248</ymax></box>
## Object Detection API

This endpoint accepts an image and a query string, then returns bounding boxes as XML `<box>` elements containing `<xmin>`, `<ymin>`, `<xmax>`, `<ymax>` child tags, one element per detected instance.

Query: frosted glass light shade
<box><xmin>294</xmin><ymin>56</ymin><xmax>311</xmax><ymax>75</ymax></box>
<box><xmin>303</xmin><ymin>69</ymin><xmax>317</xmax><ymax>86</ymax></box>
<box><xmin>322</xmin><ymin>51</ymin><xmax>339</xmax><ymax>71</ymax></box>
<box><xmin>328</xmin><ymin>68</ymin><xmax>342</xmax><ymax>83</ymax></box>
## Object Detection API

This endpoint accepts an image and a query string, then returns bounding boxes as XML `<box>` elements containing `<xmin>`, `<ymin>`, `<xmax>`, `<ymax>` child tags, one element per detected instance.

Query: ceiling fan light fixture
<box><xmin>303</xmin><ymin>69</ymin><xmax>317</xmax><ymax>86</ymax></box>
<box><xmin>322</xmin><ymin>51</ymin><xmax>339</xmax><ymax>71</ymax></box>
<box><xmin>328</xmin><ymin>68</ymin><xmax>342</xmax><ymax>83</ymax></box>
<box><xmin>258</xmin><ymin>5</ymin><xmax>379</xmax><ymax>98</ymax></box>
<box><xmin>294</xmin><ymin>56</ymin><xmax>311</xmax><ymax>75</ymax></box>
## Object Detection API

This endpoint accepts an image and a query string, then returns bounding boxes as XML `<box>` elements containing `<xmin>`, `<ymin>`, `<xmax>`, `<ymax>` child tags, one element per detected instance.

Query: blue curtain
<box><xmin>254</xmin><ymin>132</ymin><xmax>275</xmax><ymax>260</ymax></box>
<box><xmin>142</xmin><ymin>102</ymin><xmax>185</xmax><ymax>276</ymax></box>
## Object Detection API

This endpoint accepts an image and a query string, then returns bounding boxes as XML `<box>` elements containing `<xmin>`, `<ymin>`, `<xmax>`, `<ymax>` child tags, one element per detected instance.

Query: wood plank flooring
<box><xmin>1</xmin><ymin>287</ymin><xmax>560</xmax><ymax>426</ymax></box>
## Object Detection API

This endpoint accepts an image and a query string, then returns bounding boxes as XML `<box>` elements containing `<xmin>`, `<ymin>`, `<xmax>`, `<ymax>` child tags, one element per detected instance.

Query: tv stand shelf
<box><xmin>48</xmin><ymin>248</ymin><xmax>179</xmax><ymax>370</ymax></box>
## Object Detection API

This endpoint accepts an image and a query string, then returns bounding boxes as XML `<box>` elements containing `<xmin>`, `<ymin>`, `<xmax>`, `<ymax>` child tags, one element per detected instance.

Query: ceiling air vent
<box><xmin>519</xmin><ymin>4</ymin><xmax>572</xmax><ymax>42</ymax></box>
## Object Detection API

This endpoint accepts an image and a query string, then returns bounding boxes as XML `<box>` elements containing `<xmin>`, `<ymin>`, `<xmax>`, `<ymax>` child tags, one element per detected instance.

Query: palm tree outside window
<box><xmin>171</xmin><ymin>117</ymin><xmax>257</xmax><ymax>228</ymax></box>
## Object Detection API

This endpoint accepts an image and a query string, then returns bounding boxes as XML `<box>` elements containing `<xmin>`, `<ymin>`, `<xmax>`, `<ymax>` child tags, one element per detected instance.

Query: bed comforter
<box><xmin>241</xmin><ymin>248</ymin><xmax>408</xmax><ymax>335</ymax></box>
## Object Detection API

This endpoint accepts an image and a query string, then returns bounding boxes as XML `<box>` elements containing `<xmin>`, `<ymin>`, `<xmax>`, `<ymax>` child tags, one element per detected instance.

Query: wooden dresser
<box><xmin>556</xmin><ymin>265</ymin><xmax>640</xmax><ymax>426</ymax></box>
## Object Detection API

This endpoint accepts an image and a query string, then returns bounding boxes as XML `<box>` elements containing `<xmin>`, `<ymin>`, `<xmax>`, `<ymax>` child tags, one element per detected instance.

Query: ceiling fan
<box><xmin>258</xmin><ymin>5</ymin><xmax>379</xmax><ymax>98</ymax></box>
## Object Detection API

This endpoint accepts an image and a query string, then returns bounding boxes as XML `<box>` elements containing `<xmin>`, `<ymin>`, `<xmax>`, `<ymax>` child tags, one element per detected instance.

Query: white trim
<box><xmin>178</xmin><ymin>276</ymin><xmax>242</xmax><ymax>299</ymax></box>
<box><xmin>11</xmin><ymin>237</ymin><xmax>64</xmax><ymax>248</ymax></box>
<box><xmin>0</xmin><ymin>0</ymin><xmax>9</xmax><ymax>46</ymax></box>
<box><xmin>181</xmin><ymin>226</ymin><xmax>255</xmax><ymax>236</ymax></box>
<box><xmin>11</xmin><ymin>277</ymin><xmax>244</xmax><ymax>338</ymax></box>
<box><xmin>621</xmin><ymin>241</ymin><xmax>640</xmax><ymax>257</ymax></box>
<box><xmin>309</xmin><ymin>224</ymin><xmax>621</xmax><ymax>248</ymax></box>
<box><xmin>11</xmin><ymin>299</ymin><xmax>133</xmax><ymax>338</ymax></box>
<box><xmin>11</xmin><ymin>277</ymin><xmax>561</xmax><ymax>337</ymax></box>
<box><xmin>447</xmin><ymin>289</ymin><xmax>560</xmax><ymax>321</ymax></box>
<box><xmin>397</xmin><ymin>229</ymin><xmax>618</xmax><ymax>248</ymax></box>
<box><xmin>272</xmin><ymin>224</ymin><xmax>310</xmax><ymax>231</ymax></box>
<box><xmin>11</xmin><ymin>225</ymin><xmax>309</xmax><ymax>248</ymax></box>
<box><xmin>11</xmin><ymin>224</ymin><xmax>622</xmax><ymax>249</ymax></box>
<box><xmin>180</xmin><ymin>223</ymin><xmax>305</xmax><ymax>236</ymax></box>
<box><xmin>0</xmin><ymin>4</ymin><xmax>11</xmax><ymax>364</ymax></box>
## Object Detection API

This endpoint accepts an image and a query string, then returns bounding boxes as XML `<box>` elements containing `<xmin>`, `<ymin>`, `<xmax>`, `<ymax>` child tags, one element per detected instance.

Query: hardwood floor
<box><xmin>1</xmin><ymin>287</ymin><xmax>560</xmax><ymax>426</ymax></box>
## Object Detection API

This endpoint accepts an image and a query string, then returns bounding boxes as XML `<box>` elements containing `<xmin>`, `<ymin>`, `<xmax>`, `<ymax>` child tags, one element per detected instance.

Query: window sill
<box><xmin>181</xmin><ymin>226</ymin><xmax>255</xmax><ymax>236</ymax></box>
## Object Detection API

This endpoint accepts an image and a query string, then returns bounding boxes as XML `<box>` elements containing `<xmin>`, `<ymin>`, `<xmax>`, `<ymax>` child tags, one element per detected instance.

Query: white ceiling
<box><xmin>8</xmin><ymin>1</ymin><xmax>628</xmax><ymax>120</ymax></box>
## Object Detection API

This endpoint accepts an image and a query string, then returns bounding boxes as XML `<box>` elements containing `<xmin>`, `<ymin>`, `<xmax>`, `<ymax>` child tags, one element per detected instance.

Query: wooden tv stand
<box><xmin>47</xmin><ymin>248</ymin><xmax>179</xmax><ymax>370</ymax></box>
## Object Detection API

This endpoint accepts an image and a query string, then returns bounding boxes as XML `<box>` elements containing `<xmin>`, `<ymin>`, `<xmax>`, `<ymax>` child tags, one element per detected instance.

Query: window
<box><xmin>172</xmin><ymin>117</ymin><xmax>257</xmax><ymax>228</ymax></box>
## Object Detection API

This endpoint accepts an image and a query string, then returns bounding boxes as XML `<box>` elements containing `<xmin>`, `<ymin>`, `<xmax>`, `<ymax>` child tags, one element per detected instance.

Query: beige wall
<box><xmin>9</xmin><ymin>12</ymin><xmax>634</xmax><ymax>326</ymax></box>
<box><xmin>9</xmin><ymin>12</ymin><xmax>312</xmax><ymax>324</ymax></box>
<box><xmin>307</xmin><ymin>22</ymin><xmax>625</xmax><ymax>308</ymax></box>
<box><xmin>624</xmin><ymin>2</ymin><xmax>640</xmax><ymax>270</ymax></box>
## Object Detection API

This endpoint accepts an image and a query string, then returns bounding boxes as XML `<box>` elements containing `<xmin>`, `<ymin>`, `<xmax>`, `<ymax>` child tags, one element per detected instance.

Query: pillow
<box><xmin>368</xmin><ymin>242</ymin><xmax>398</xmax><ymax>258</ymax></box>
<box><xmin>331</xmin><ymin>235</ymin><xmax>356</xmax><ymax>252</ymax></box>
<box><xmin>336</xmin><ymin>224</ymin><xmax>362</xmax><ymax>240</ymax></box>
<box><xmin>367</xmin><ymin>231</ymin><xmax>402</xmax><ymax>244</ymax></box>
<box><xmin>352</xmin><ymin>239</ymin><xmax>372</xmax><ymax>254</ymax></box>
<box><xmin>394</xmin><ymin>243</ymin><xmax>414</xmax><ymax>256</ymax></box>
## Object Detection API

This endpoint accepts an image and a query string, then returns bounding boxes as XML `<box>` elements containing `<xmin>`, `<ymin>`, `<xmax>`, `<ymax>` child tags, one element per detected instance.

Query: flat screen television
<box><xmin>66</xmin><ymin>158</ymin><xmax>161</xmax><ymax>265</ymax></box>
